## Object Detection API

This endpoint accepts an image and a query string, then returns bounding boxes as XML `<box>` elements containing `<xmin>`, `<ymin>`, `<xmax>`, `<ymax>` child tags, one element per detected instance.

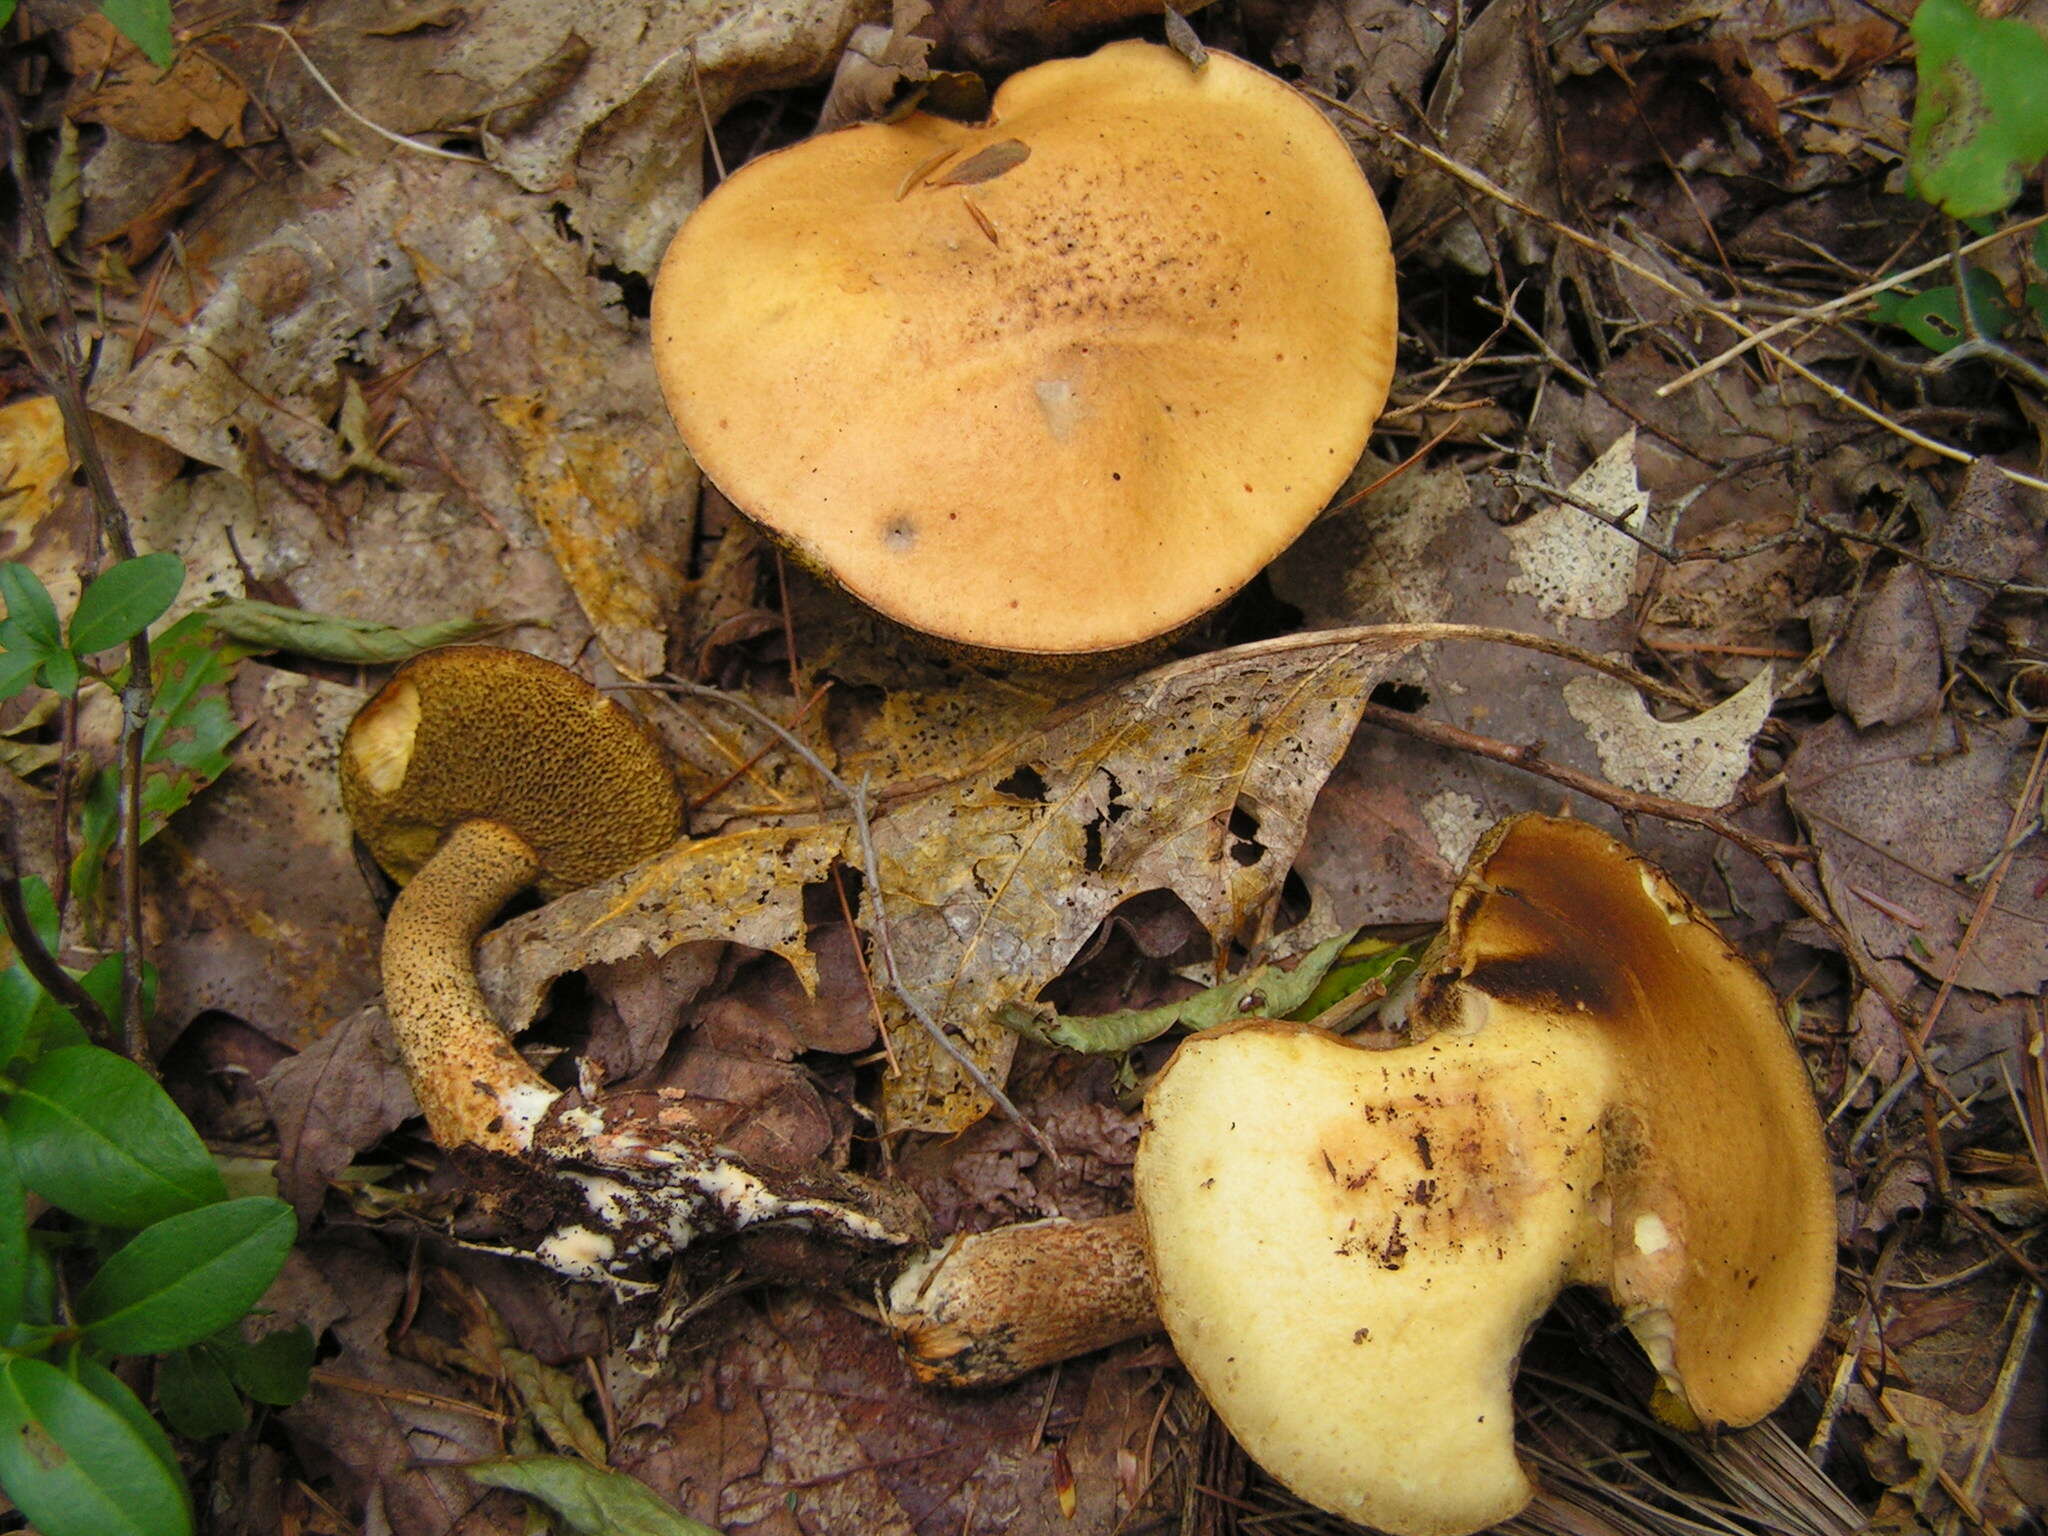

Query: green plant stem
<box><xmin>2</xmin><ymin>94</ymin><xmax>157</xmax><ymax>1064</ymax></box>
<box><xmin>0</xmin><ymin>802</ymin><xmax>113</xmax><ymax>1045</ymax></box>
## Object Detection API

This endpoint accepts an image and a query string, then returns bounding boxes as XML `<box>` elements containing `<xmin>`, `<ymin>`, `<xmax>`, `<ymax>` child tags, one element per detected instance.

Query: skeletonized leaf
<box><xmin>479</xmin><ymin>632</ymin><xmax>1412</xmax><ymax>1132</ymax></box>
<box><xmin>1563</xmin><ymin>665</ymin><xmax>1774</xmax><ymax>808</ymax></box>
<box><xmin>869</xmin><ymin>631</ymin><xmax>1407</xmax><ymax>1130</ymax></box>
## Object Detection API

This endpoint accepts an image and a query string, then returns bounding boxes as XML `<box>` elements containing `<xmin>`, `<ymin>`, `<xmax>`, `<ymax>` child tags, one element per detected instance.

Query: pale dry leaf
<box><xmin>1505</xmin><ymin>429</ymin><xmax>1650</xmax><ymax>625</ymax></box>
<box><xmin>1261</xmin><ymin>0</ymin><xmax>1446</xmax><ymax>185</ymax></box>
<box><xmin>1270</xmin><ymin>450</ymin><xmax>1473</xmax><ymax>628</ymax></box>
<box><xmin>90</xmin><ymin>172</ymin><xmax>420</xmax><ymax>480</ymax></box>
<box><xmin>398</xmin><ymin>166</ymin><xmax>695</xmax><ymax>677</ymax></box>
<box><xmin>869</xmin><ymin>629</ymin><xmax>1411</xmax><ymax>1132</ymax></box>
<box><xmin>1420</xmin><ymin>788</ymin><xmax>1494</xmax><ymax>872</ymax></box>
<box><xmin>432</xmin><ymin>0</ymin><xmax>877</xmax><ymax>274</ymax></box>
<box><xmin>479</xmin><ymin>824</ymin><xmax>846</xmax><ymax>1031</ymax></box>
<box><xmin>1563</xmin><ymin>664</ymin><xmax>1774</xmax><ymax>808</ymax></box>
<box><xmin>0</xmin><ymin>396</ymin><xmax>71</xmax><ymax>538</ymax></box>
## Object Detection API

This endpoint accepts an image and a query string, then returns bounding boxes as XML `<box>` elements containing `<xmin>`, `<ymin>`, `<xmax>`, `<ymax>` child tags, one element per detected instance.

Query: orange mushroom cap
<box><xmin>652</xmin><ymin>40</ymin><xmax>1397</xmax><ymax>657</ymax></box>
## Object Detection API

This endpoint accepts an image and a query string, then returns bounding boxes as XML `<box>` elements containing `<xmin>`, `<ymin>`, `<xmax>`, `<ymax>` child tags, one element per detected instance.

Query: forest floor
<box><xmin>1</xmin><ymin>0</ymin><xmax>2045</xmax><ymax>1533</ymax></box>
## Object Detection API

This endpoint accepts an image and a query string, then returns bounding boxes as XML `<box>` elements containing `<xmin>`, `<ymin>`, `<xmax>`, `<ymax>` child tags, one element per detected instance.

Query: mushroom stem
<box><xmin>886</xmin><ymin>1212</ymin><xmax>1158</xmax><ymax>1388</ymax></box>
<box><xmin>382</xmin><ymin>817</ymin><xmax>559</xmax><ymax>1154</ymax></box>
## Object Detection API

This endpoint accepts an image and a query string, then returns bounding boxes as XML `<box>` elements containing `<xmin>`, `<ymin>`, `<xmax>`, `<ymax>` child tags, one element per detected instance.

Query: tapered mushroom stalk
<box><xmin>1133</xmin><ymin>815</ymin><xmax>1836</xmax><ymax>1536</ymax></box>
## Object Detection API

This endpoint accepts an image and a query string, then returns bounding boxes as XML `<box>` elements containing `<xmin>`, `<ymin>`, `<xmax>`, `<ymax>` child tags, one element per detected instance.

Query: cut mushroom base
<box><xmin>1133</xmin><ymin>815</ymin><xmax>1837</xmax><ymax>1536</ymax></box>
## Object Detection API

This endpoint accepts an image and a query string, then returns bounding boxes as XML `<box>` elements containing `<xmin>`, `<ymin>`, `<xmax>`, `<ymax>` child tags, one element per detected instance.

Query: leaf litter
<box><xmin>8</xmin><ymin>0</ymin><xmax>2048</xmax><ymax>1529</ymax></box>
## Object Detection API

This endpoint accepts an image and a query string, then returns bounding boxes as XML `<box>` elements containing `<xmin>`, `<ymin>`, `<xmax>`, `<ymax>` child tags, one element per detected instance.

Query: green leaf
<box><xmin>37</xmin><ymin>646</ymin><xmax>81</xmax><ymax>700</ymax></box>
<box><xmin>154</xmin><ymin>1346</ymin><xmax>245</xmax><ymax>1438</ymax></box>
<box><xmin>215</xmin><ymin>1326</ymin><xmax>312</xmax><ymax>1406</ymax></box>
<box><xmin>77</xmin><ymin>1197</ymin><xmax>296</xmax><ymax>1355</ymax></box>
<box><xmin>464</xmin><ymin>1456</ymin><xmax>724</xmax><ymax>1536</ymax></box>
<box><xmin>3</xmin><ymin>1046</ymin><xmax>226</xmax><ymax>1228</ymax></box>
<box><xmin>0</xmin><ymin>2</ymin><xmax>17</xmax><ymax>33</ymax></box>
<box><xmin>200</xmin><ymin>599</ymin><xmax>493</xmax><ymax>665</ymax></box>
<box><xmin>0</xmin><ymin>565</ymin><xmax>63</xmax><ymax>656</ymax></box>
<box><xmin>1871</xmin><ymin>265</ymin><xmax>2018</xmax><ymax>352</ymax></box>
<box><xmin>7</xmin><ymin>1234</ymin><xmax>59</xmax><ymax>1347</ymax></box>
<box><xmin>68</xmin><ymin>554</ymin><xmax>184</xmax><ymax>658</ymax></box>
<box><xmin>0</xmin><ymin>647</ymin><xmax>45</xmax><ymax>702</ymax></box>
<box><xmin>0</xmin><ymin>1355</ymin><xmax>193</xmax><ymax>1536</ymax></box>
<box><xmin>17</xmin><ymin>875</ymin><xmax>59</xmax><ymax>953</ymax></box>
<box><xmin>1909</xmin><ymin>0</ymin><xmax>2048</xmax><ymax>218</ymax></box>
<box><xmin>68</xmin><ymin>615</ymin><xmax>241</xmax><ymax>912</ymax></box>
<box><xmin>1286</xmin><ymin>938</ymin><xmax>1422</xmax><ymax>1022</ymax></box>
<box><xmin>998</xmin><ymin>929</ymin><xmax>1362</xmax><ymax>1055</ymax></box>
<box><xmin>72</xmin><ymin>1360</ymin><xmax>181</xmax><ymax>1483</ymax></box>
<box><xmin>0</xmin><ymin>1122</ymin><xmax>27</xmax><ymax>1339</ymax></box>
<box><xmin>94</xmin><ymin>0</ymin><xmax>174</xmax><ymax>68</ymax></box>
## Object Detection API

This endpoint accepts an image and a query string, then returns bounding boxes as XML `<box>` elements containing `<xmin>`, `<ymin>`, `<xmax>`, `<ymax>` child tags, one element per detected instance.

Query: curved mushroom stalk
<box><xmin>1131</xmin><ymin>815</ymin><xmax>1836</xmax><ymax>1536</ymax></box>
<box><xmin>381</xmin><ymin>818</ymin><xmax>558</xmax><ymax>1153</ymax></box>
<box><xmin>343</xmin><ymin>647</ymin><xmax>928</xmax><ymax>1282</ymax></box>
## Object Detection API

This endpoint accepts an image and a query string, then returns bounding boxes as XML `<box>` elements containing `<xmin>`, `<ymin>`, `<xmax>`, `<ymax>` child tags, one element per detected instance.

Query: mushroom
<box><xmin>887</xmin><ymin>1211</ymin><xmax>1156</xmax><ymax>1387</ymax></box>
<box><xmin>651</xmin><ymin>40</ymin><xmax>1397</xmax><ymax>659</ymax></box>
<box><xmin>340</xmin><ymin>647</ymin><xmax>924</xmax><ymax>1280</ymax></box>
<box><xmin>1131</xmin><ymin>814</ymin><xmax>1835</xmax><ymax>1536</ymax></box>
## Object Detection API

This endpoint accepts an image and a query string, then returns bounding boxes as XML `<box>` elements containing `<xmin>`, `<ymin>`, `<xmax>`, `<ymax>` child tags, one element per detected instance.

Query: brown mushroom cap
<box><xmin>340</xmin><ymin>646</ymin><xmax>682</xmax><ymax>898</ymax></box>
<box><xmin>651</xmin><ymin>40</ymin><xmax>1396</xmax><ymax>657</ymax></box>
<box><xmin>1408</xmin><ymin>814</ymin><xmax>1835</xmax><ymax>1429</ymax></box>
<box><xmin>1134</xmin><ymin>814</ymin><xmax>1834</xmax><ymax>1536</ymax></box>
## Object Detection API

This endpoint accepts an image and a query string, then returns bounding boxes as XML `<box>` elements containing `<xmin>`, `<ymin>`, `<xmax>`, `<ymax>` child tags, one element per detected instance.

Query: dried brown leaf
<box><xmin>64</xmin><ymin>16</ymin><xmax>251</xmax><ymax>145</ymax></box>
<box><xmin>929</xmin><ymin>138</ymin><xmax>1030</xmax><ymax>186</ymax></box>
<box><xmin>479</xmin><ymin>824</ymin><xmax>846</xmax><ymax>1032</ymax></box>
<box><xmin>1787</xmin><ymin>716</ymin><xmax>2048</xmax><ymax>997</ymax></box>
<box><xmin>868</xmin><ymin>630</ymin><xmax>1407</xmax><ymax>1131</ymax></box>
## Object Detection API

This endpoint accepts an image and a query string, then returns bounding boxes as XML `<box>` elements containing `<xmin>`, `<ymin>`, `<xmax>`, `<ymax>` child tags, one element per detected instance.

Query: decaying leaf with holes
<box><xmin>474</xmin><ymin>630</ymin><xmax>1417</xmax><ymax>1134</ymax></box>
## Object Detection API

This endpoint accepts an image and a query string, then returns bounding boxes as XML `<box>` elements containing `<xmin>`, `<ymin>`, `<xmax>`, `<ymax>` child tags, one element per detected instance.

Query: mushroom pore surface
<box><xmin>340</xmin><ymin>646</ymin><xmax>681</xmax><ymax>897</ymax></box>
<box><xmin>651</xmin><ymin>40</ymin><xmax>1397</xmax><ymax>657</ymax></box>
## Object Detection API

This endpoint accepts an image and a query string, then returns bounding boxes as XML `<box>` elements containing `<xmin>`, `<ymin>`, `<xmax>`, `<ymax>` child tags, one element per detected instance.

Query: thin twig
<box><xmin>650</xmin><ymin>679</ymin><xmax>1058</xmax><ymax>1163</ymax></box>
<box><xmin>1357</xmin><ymin>702</ymin><xmax>1808</xmax><ymax>864</ymax></box>
<box><xmin>250</xmin><ymin>24</ymin><xmax>489</xmax><ymax>164</ymax></box>
<box><xmin>1656</xmin><ymin>211</ymin><xmax>2048</xmax><ymax>396</ymax></box>
<box><xmin>0</xmin><ymin>801</ymin><xmax>116</xmax><ymax>1044</ymax></box>
<box><xmin>3</xmin><ymin>97</ymin><xmax>157</xmax><ymax>1062</ymax></box>
<box><xmin>1311</xmin><ymin>91</ymin><xmax>2048</xmax><ymax>496</ymax></box>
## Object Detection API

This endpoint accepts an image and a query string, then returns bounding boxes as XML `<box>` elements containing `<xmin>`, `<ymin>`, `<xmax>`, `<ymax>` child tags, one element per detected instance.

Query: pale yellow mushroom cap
<box><xmin>652</xmin><ymin>40</ymin><xmax>1397</xmax><ymax>657</ymax></box>
<box><xmin>339</xmin><ymin>647</ymin><xmax>682</xmax><ymax>897</ymax></box>
<box><xmin>1135</xmin><ymin>816</ymin><xmax>1835</xmax><ymax>1536</ymax></box>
